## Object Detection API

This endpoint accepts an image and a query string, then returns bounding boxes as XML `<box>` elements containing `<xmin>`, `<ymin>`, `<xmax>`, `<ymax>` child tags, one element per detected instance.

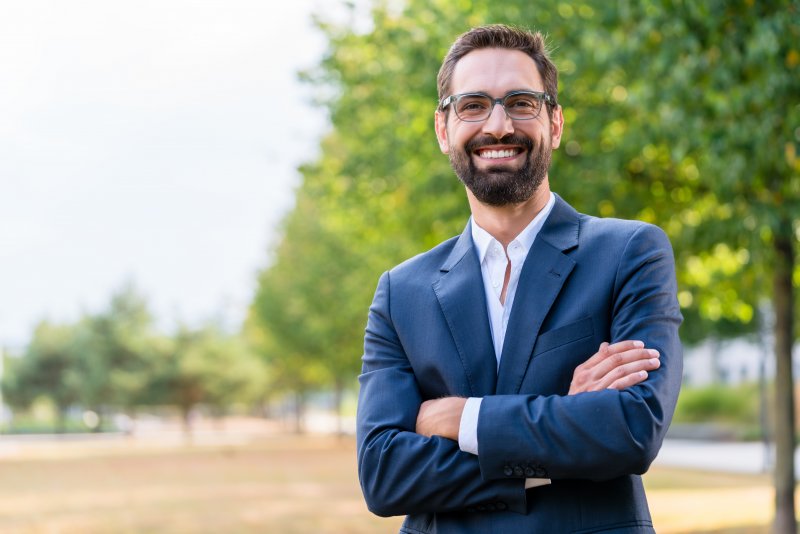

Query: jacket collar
<box><xmin>434</xmin><ymin>194</ymin><xmax>581</xmax><ymax>395</ymax></box>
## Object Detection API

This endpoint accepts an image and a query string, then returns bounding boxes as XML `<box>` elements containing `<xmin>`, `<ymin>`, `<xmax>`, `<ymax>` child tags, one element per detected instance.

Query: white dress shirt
<box><xmin>458</xmin><ymin>192</ymin><xmax>556</xmax><ymax>488</ymax></box>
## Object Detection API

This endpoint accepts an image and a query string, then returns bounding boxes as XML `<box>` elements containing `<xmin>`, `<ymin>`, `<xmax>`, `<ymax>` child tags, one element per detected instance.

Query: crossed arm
<box><xmin>358</xmin><ymin>225</ymin><xmax>682</xmax><ymax>517</ymax></box>
<box><xmin>416</xmin><ymin>340</ymin><xmax>662</xmax><ymax>440</ymax></box>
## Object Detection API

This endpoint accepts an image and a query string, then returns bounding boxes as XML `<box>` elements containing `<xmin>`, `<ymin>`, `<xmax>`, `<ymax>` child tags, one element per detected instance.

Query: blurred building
<box><xmin>682</xmin><ymin>338</ymin><xmax>799</xmax><ymax>386</ymax></box>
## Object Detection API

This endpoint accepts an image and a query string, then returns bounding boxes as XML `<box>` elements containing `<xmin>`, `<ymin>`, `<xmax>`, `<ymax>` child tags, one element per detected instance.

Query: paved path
<box><xmin>656</xmin><ymin>438</ymin><xmax>799</xmax><ymax>476</ymax></box>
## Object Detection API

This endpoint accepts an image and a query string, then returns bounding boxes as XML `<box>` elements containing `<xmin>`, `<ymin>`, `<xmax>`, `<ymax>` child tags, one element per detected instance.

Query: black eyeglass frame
<box><xmin>439</xmin><ymin>90</ymin><xmax>556</xmax><ymax>122</ymax></box>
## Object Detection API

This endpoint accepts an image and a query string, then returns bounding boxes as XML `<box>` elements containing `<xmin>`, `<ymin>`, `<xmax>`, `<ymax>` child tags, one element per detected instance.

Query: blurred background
<box><xmin>0</xmin><ymin>0</ymin><xmax>798</xmax><ymax>532</ymax></box>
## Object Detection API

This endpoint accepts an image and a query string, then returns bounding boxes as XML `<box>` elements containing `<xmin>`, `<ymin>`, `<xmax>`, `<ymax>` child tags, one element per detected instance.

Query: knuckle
<box><xmin>608</xmin><ymin>379</ymin><xmax>625</xmax><ymax>390</ymax></box>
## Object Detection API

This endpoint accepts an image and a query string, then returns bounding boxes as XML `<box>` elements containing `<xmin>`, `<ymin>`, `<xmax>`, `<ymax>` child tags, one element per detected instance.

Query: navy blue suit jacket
<box><xmin>357</xmin><ymin>195</ymin><xmax>683</xmax><ymax>533</ymax></box>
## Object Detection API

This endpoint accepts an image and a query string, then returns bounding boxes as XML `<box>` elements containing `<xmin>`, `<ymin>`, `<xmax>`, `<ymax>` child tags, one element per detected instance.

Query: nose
<box><xmin>481</xmin><ymin>101</ymin><xmax>514</xmax><ymax>140</ymax></box>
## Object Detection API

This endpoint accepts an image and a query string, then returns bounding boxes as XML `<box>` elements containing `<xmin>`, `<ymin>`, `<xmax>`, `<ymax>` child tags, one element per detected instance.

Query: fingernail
<box><xmin>633</xmin><ymin>340</ymin><xmax>644</xmax><ymax>348</ymax></box>
<box><xmin>639</xmin><ymin>371</ymin><xmax>648</xmax><ymax>378</ymax></box>
<box><xmin>650</xmin><ymin>358</ymin><xmax>660</xmax><ymax>366</ymax></box>
<box><xmin>648</xmin><ymin>349</ymin><xmax>660</xmax><ymax>357</ymax></box>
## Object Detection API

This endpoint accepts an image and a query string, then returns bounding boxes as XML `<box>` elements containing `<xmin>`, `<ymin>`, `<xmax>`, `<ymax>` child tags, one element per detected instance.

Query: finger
<box><xmin>589</xmin><ymin>347</ymin><xmax>659</xmax><ymax>381</ymax></box>
<box><xmin>580</xmin><ymin>340</ymin><xmax>644</xmax><ymax>370</ymax></box>
<box><xmin>570</xmin><ymin>353</ymin><xmax>659</xmax><ymax>394</ymax></box>
<box><xmin>607</xmin><ymin>370</ymin><xmax>649</xmax><ymax>390</ymax></box>
<box><xmin>598</xmin><ymin>356</ymin><xmax>661</xmax><ymax>390</ymax></box>
<box><xmin>605</xmin><ymin>340</ymin><xmax>647</xmax><ymax>357</ymax></box>
<box><xmin>415</xmin><ymin>400</ymin><xmax>435</xmax><ymax>436</ymax></box>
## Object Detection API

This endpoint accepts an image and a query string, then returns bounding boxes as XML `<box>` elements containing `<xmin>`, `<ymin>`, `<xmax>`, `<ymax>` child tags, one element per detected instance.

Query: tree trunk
<box><xmin>180</xmin><ymin>404</ymin><xmax>195</xmax><ymax>445</ymax></box>
<box><xmin>293</xmin><ymin>391</ymin><xmax>306</xmax><ymax>434</ymax></box>
<box><xmin>56</xmin><ymin>407</ymin><xmax>67</xmax><ymax>434</ymax></box>
<box><xmin>773</xmin><ymin>229</ymin><xmax>796</xmax><ymax>534</ymax></box>
<box><xmin>333</xmin><ymin>378</ymin><xmax>344</xmax><ymax>438</ymax></box>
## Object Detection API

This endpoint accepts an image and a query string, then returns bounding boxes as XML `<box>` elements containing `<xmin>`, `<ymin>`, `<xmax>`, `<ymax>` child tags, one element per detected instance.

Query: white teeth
<box><xmin>479</xmin><ymin>149</ymin><xmax>517</xmax><ymax>159</ymax></box>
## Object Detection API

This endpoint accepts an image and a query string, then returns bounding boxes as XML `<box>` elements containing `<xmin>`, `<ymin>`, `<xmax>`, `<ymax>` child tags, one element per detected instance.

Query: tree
<box><xmin>248</xmin><ymin>194</ymin><xmax>346</xmax><ymax>432</ymax></box>
<box><xmin>147</xmin><ymin>324</ymin><xmax>267</xmax><ymax>437</ymax></box>
<box><xmin>1</xmin><ymin>321</ymin><xmax>82</xmax><ymax>432</ymax></box>
<box><xmin>555</xmin><ymin>4</ymin><xmax>799</xmax><ymax>530</ymax></box>
<box><xmin>72</xmin><ymin>283</ymin><xmax>160</xmax><ymax>427</ymax></box>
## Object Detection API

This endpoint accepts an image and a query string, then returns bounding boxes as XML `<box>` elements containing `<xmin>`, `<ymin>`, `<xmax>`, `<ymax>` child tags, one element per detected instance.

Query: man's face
<box><xmin>435</xmin><ymin>48</ymin><xmax>563</xmax><ymax>206</ymax></box>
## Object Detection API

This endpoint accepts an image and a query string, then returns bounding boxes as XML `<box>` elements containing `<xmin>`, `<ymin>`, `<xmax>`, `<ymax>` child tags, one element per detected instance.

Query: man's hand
<box><xmin>415</xmin><ymin>341</ymin><xmax>658</xmax><ymax>438</ymax></box>
<box><xmin>415</xmin><ymin>397</ymin><xmax>467</xmax><ymax>440</ymax></box>
<box><xmin>569</xmin><ymin>340</ymin><xmax>660</xmax><ymax>395</ymax></box>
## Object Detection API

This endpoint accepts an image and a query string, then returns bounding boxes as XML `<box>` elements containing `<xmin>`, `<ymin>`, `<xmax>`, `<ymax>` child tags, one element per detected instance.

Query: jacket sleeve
<box><xmin>357</xmin><ymin>271</ymin><xmax>526</xmax><ymax>517</ymax></box>
<box><xmin>476</xmin><ymin>224</ymin><xmax>683</xmax><ymax>482</ymax></box>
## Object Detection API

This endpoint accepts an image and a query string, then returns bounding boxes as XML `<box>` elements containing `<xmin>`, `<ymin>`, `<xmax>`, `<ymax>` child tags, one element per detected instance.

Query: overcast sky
<box><xmin>0</xmin><ymin>0</ymin><xmax>343</xmax><ymax>349</ymax></box>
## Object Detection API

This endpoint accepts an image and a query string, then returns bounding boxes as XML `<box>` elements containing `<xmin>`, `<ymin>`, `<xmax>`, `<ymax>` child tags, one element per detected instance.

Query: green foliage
<box><xmin>2</xmin><ymin>321</ymin><xmax>82</xmax><ymax>431</ymax></box>
<box><xmin>3</xmin><ymin>285</ymin><xmax>267</xmax><ymax>431</ymax></box>
<box><xmin>71</xmin><ymin>284</ymin><xmax>160</xmax><ymax>412</ymax></box>
<box><xmin>673</xmin><ymin>383</ymin><xmax>761</xmax><ymax>426</ymax></box>
<box><xmin>579</xmin><ymin>0</ymin><xmax>800</xmax><ymax>341</ymax></box>
<box><xmin>147</xmin><ymin>325</ymin><xmax>267</xmax><ymax>418</ymax></box>
<box><xmin>1</xmin><ymin>408</ymin><xmax>113</xmax><ymax>435</ymax></box>
<box><xmin>249</xmin><ymin>0</ymin><xmax>799</xmax><ymax>402</ymax></box>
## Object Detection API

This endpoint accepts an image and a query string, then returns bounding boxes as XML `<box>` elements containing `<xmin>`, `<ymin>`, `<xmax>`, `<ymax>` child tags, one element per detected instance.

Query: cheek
<box><xmin>450</xmin><ymin>124</ymin><xmax>479</xmax><ymax>150</ymax></box>
<box><xmin>441</xmin><ymin>125</ymin><xmax>461</xmax><ymax>154</ymax></box>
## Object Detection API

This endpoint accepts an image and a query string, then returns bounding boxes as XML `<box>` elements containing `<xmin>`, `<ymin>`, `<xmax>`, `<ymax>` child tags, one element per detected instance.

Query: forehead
<box><xmin>450</xmin><ymin>48</ymin><xmax>543</xmax><ymax>96</ymax></box>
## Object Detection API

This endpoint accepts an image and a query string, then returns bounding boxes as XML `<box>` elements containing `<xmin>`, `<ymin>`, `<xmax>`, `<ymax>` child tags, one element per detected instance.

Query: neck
<box><xmin>468</xmin><ymin>179</ymin><xmax>551</xmax><ymax>248</ymax></box>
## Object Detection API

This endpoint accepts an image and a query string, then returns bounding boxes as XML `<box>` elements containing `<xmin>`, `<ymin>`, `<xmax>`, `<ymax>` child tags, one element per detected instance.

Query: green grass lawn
<box><xmin>0</xmin><ymin>432</ymin><xmax>779</xmax><ymax>533</ymax></box>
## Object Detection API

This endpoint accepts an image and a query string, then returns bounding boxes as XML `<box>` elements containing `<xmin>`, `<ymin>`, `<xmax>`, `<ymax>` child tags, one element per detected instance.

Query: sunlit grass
<box><xmin>0</xmin><ymin>430</ymin><xmax>786</xmax><ymax>533</ymax></box>
<box><xmin>644</xmin><ymin>467</ymin><xmax>776</xmax><ymax>533</ymax></box>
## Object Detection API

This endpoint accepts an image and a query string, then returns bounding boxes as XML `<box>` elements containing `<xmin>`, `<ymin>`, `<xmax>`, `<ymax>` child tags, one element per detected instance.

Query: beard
<box><xmin>448</xmin><ymin>132</ymin><xmax>552</xmax><ymax>206</ymax></box>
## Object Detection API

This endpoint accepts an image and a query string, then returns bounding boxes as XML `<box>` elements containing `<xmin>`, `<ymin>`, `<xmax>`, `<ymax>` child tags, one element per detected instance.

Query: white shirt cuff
<box><xmin>458</xmin><ymin>397</ymin><xmax>551</xmax><ymax>488</ymax></box>
<box><xmin>458</xmin><ymin>397</ymin><xmax>482</xmax><ymax>455</ymax></box>
<box><xmin>525</xmin><ymin>477</ymin><xmax>552</xmax><ymax>489</ymax></box>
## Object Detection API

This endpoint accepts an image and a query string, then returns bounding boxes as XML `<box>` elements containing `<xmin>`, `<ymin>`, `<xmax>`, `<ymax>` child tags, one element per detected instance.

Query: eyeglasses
<box><xmin>439</xmin><ymin>90</ymin><xmax>555</xmax><ymax>122</ymax></box>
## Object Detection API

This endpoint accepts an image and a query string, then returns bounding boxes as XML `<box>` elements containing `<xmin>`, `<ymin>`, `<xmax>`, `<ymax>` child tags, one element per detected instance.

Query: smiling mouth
<box><xmin>475</xmin><ymin>147</ymin><xmax>523</xmax><ymax>159</ymax></box>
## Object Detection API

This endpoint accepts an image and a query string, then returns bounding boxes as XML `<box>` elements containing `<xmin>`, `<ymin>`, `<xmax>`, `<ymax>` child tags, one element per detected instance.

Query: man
<box><xmin>357</xmin><ymin>24</ymin><xmax>682</xmax><ymax>533</ymax></box>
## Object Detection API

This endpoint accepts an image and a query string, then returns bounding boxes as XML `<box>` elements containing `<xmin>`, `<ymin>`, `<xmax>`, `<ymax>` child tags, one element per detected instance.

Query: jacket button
<box><xmin>503</xmin><ymin>465</ymin><xmax>513</xmax><ymax>476</ymax></box>
<box><xmin>513</xmin><ymin>466</ymin><xmax>524</xmax><ymax>477</ymax></box>
<box><xmin>486</xmin><ymin>503</ymin><xmax>496</xmax><ymax>511</ymax></box>
<box><xmin>496</xmin><ymin>502</ymin><xmax>507</xmax><ymax>511</ymax></box>
<box><xmin>524</xmin><ymin>466</ymin><xmax>535</xmax><ymax>477</ymax></box>
<box><xmin>535</xmin><ymin>467</ymin><xmax>547</xmax><ymax>478</ymax></box>
<box><xmin>476</xmin><ymin>504</ymin><xmax>486</xmax><ymax>512</ymax></box>
<box><xmin>467</xmin><ymin>506</ymin><xmax>476</xmax><ymax>513</ymax></box>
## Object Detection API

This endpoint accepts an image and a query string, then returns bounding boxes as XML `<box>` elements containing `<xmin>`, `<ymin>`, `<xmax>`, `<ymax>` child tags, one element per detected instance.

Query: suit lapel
<box><xmin>433</xmin><ymin>222</ymin><xmax>497</xmax><ymax>397</ymax></box>
<box><xmin>495</xmin><ymin>196</ymin><xmax>580</xmax><ymax>394</ymax></box>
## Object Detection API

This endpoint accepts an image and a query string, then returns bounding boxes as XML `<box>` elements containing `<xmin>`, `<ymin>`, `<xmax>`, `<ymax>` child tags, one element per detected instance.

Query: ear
<box><xmin>549</xmin><ymin>105</ymin><xmax>564</xmax><ymax>149</ymax></box>
<box><xmin>434</xmin><ymin>110</ymin><xmax>450</xmax><ymax>154</ymax></box>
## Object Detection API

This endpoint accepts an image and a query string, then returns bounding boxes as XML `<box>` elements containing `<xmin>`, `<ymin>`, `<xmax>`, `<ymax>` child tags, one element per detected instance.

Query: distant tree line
<box><xmin>1</xmin><ymin>285</ymin><xmax>267</xmax><ymax>434</ymax></box>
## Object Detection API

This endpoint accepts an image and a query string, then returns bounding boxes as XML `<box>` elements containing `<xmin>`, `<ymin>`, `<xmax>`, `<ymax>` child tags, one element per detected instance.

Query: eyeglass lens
<box><xmin>455</xmin><ymin>93</ymin><xmax>544</xmax><ymax>122</ymax></box>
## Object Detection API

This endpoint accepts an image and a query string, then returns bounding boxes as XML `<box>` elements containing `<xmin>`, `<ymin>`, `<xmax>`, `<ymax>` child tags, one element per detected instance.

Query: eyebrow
<box><xmin>455</xmin><ymin>88</ymin><xmax>543</xmax><ymax>96</ymax></box>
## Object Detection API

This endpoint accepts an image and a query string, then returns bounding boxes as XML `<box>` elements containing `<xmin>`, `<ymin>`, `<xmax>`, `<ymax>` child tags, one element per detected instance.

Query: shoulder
<box><xmin>573</xmin><ymin>214</ymin><xmax>676</xmax><ymax>288</ymax></box>
<box><xmin>578</xmin><ymin>213</ymin><xmax>671</xmax><ymax>250</ymax></box>
<box><xmin>387</xmin><ymin>233</ymin><xmax>462</xmax><ymax>283</ymax></box>
<box><xmin>578</xmin><ymin>212</ymin><xmax>653</xmax><ymax>236</ymax></box>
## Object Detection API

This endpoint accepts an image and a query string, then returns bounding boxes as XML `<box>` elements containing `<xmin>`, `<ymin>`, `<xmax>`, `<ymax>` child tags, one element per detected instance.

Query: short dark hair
<box><xmin>437</xmin><ymin>24</ymin><xmax>558</xmax><ymax>113</ymax></box>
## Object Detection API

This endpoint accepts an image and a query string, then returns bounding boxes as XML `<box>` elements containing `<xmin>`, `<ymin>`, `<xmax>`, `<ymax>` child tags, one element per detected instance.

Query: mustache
<box><xmin>464</xmin><ymin>133</ymin><xmax>534</xmax><ymax>153</ymax></box>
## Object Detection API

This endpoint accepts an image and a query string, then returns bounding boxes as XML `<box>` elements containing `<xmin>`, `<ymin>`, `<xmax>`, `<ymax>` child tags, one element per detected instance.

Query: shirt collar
<box><xmin>470</xmin><ymin>191</ymin><xmax>556</xmax><ymax>263</ymax></box>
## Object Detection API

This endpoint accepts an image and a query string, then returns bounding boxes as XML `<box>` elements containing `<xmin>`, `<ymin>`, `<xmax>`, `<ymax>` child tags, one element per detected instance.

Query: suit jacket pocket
<box><xmin>532</xmin><ymin>316</ymin><xmax>594</xmax><ymax>358</ymax></box>
<box><xmin>522</xmin><ymin>317</ymin><xmax>596</xmax><ymax>395</ymax></box>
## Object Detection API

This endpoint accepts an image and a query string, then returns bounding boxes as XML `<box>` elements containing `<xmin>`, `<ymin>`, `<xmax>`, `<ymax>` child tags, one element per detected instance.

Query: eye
<box><xmin>457</xmin><ymin>96</ymin><xmax>490</xmax><ymax>114</ymax></box>
<box><xmin>505</xmin><ymin>95</ymin><xmax>537</xmax><ymax>109</ymax></box>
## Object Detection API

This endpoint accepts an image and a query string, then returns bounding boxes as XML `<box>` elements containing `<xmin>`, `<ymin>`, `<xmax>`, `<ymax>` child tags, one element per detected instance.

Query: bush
<box><xmin>673</xmin><ymin>383</ymin><xmax>761</xmax><ymax>426</ymax></box>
